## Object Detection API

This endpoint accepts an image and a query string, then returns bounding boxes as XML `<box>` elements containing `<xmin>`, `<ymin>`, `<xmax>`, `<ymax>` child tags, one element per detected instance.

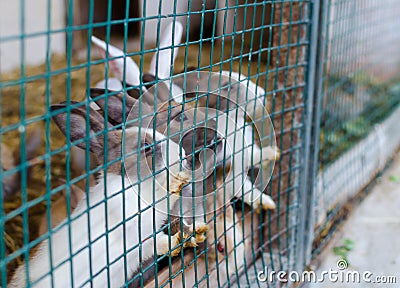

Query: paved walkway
<box><xmin>306</xmin><ymin>152</ymin><xmax>400</xmax><ymax>287</ymax></box>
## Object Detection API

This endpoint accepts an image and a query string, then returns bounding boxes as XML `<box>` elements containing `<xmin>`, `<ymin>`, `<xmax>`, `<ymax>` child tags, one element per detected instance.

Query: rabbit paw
<box><xmin>168</xmin><ymin>172</ymin><xmax>190</xmax><ymax>195</ymax></box>
<box><xmin>254</xmin><ymin>193</ymin><xmax>276</xmax><ymax>213</ymax></box>
<box><xmin>262</xmin><ymin>146</ymin><xmax>280</xmax><ymax>162</ymax></box>
<box><xmin>157</xmin><ymin>232</ymin><xmax>182</xmax><ymax>257</ymax></box>
<box><xmin>242</xmin><ymin>186</ymin><xmax>276</xmax><ymax>212</ymax></box>
<box><xmin>183</xmin><ymin>222</ymin><xmax>208</xmax><ymax>247</ymax></box>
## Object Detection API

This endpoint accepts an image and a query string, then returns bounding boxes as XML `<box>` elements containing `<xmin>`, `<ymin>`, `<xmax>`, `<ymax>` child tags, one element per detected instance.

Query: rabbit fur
<box><xmin>9</xmin><ymin>104</ymin><xmax>203</xmax><ymax>287</ymax></box>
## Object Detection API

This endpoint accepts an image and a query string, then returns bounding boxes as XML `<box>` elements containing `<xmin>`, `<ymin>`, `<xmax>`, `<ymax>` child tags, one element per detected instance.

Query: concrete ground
<box><xmin>306</xmin><ymin>152</ymin><xmax>400</xmax><ymax>288</ymax></box>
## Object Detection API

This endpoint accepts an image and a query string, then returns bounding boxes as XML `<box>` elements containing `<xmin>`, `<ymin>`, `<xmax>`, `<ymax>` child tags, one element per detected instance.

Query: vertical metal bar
<box><xmin>65</xmin><ymin>0</ymin><xmax>77</xmax><ymax>286</ymax></box>
<box><xmin>295</xmin><ymin>0</ymin><xmax>322</xmax><ymax>272</ymax></box>
<box><xmin>44</xmin><ymin>0</ymin><xmax>54</xmax><ymax>285</ymax></box>
<box><xmin>305</xmin><ymin>0</ymin><xmax>329</xmax><ymax>265</ymax></box>
<box><xmin>19</xmin><ymin>0</ymin><xmax>30</xmax><ymax>285</ymax></box>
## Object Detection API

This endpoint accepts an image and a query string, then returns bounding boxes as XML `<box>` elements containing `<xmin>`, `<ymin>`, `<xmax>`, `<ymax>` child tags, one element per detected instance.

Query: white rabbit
<box><xmin>9</xmin><ymin>103</ymin><xmax>206</xmax><ymax>287</ymax></box>
<box><xmin>91</xmin><ymin>28</ymin><xmax>277</xmax><ymax>214</ymax></box>
<box><xmin>92</xmin><ymin>21</ymin><xmax>184</xmax><ymax>100</ymax></box>
<box><xmin>212</xmin><ymin>108</ymin><xmax>277</xmax><ymax>210</ymax></box>
<box><xmin>173</xmin><ymin>71</ymin><xmax>279</xmax><ymax>209</ymax></box>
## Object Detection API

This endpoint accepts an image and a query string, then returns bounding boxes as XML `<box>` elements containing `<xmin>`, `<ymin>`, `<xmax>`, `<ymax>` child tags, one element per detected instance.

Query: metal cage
<box><xmin>0</xmin><ymin>0</ymin><xmax>399</xmax><ymax>287</ymax></box>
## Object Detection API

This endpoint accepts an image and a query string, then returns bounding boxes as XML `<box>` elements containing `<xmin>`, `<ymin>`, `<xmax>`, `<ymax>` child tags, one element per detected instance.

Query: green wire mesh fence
<box><xmin>0</xmin><ymin>1</ymin><xmax>310</xmax><ymax>286</ymax></box>
<box><xmin>0</xmin><ymin>0</ymin><xmax>399</xmax><ymax>287</ymax></box>
<box><xmin>312</xmin><ymin>0</ymin><xmax>400</xmax><ymax>257</ymax></box>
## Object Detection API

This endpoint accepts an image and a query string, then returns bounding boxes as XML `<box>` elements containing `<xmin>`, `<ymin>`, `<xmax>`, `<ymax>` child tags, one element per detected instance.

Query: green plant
<box><xmin>389</xmin><ymin>175</ymin><xmax>400</xmax><ymax>183</ymax></box>
<box><xmin>333</xmin><ymin>238</ymin><xmax>355</xmax><ymax>266</ymax></box>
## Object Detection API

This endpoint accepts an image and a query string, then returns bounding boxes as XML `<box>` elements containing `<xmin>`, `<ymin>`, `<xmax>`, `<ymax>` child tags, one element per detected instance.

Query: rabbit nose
<box><xmin>217</xmin><ymin>242</ymin><xmax>225</xmax><ymax>254</ymax></box>
<box><xmin>167</xmin><ymin>171</ymin><xmax>190</xmax><ymax>195</ymax></box>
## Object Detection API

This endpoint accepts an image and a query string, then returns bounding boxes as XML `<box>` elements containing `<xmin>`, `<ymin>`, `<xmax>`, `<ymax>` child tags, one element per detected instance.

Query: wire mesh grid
<box><xmin>312</xmin><ymin>0</ymin><xmax>400</xmax><ymax>256</ymax></box>
<box><xmin>4</xmin><ymin>0</ymin><xmax>400</xmax><ymax>286</ymax></box>
<box><xmin>0</xmin><ymin>0</ymin><xmax>311</xmax><ymax>287</ymax></box>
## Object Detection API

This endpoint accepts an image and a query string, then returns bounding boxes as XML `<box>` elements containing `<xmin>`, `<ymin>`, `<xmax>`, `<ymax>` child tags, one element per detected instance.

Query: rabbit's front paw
<box><xmin>183</xmin><ymin>222</ymin><xmax>208</xmax><ymax>247</ymax></box>
<box><xmin>242</xmin><ymin>186</ymin><xmax>276</xmax><ymax>212</ymax></box>
<box><xmin>254</xmin><ymin>193</ymin><xmax>276</xmax><ymax>213</ymax></box>
<box><xmin>262</xmin><ymin>145</ymin><xmax>281</xmax><ymax>162</ymax></box>
<box><xmin>169</xmin><ymin>232</ymin><xmax>183</xmax><ymax>257</ymax></box>
<box><xmin>157</xmin><ymin>232</ymin><xmax>182</xmax><ymax>257</ymax></box>
<box><xmin>168</xmin><ymin>172</ymin><xmax>190</xmax><ymax>195</ymax></box>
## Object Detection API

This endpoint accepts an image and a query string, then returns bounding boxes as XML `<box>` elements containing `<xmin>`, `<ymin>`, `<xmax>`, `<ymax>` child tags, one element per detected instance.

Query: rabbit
<box><xmin>91</xmin><ymin>21</ymin><xmax>184</xmax><ymax>100</ymax></box>
<box><xmin>9</xmin><ymin>103</ymin><xmax>207</xmax><ymax>287</ymax></box>
<box><xmin>38</xmin><ymin>179</ymin><xmax>85</xmax><ymax>237</ymax></box>
<box><xmin>2</xmin><ymin>125</ymin><xmax>43</xmax><ymax>198</ymax></box>
<box><xmin>172</xmin><ymin>69</ymin><xmax>280</xmax><ymax>209</ymax></box>
<box><xmin>211</xmin><ymin>107</ymin><xmax>278</xmax><ymax>211</ymax></box>
<box><xmin>139</xmin><ymin>75</ymin><xmax>277</xmax><ymax>209</ymax></box>
<box><xmin>91</xmin><ymin>84</ymin><xmax>276</xmax><ymax>213</ymax></box>
<box><xmin>90</xmin><ymin>85</ymin><xmax>219</xmax><ymax>225</ymax></box>
<box><xmin>91</xmin><ymin>36</ymin><xmax>279</xmax><ymax>209</ymax></box>
<box><xmin>90</xmin><ymin>19</ymin><xmax>274</xmax><ymax>177</ymax></box>
<box><xmin>144</xmin><ymin>173</ymin><xmax>249</xmax><ymax>288</ymax></box>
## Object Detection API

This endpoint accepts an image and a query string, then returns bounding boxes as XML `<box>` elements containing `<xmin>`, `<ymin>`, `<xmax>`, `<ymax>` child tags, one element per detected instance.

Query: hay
<box><xmin>1</xmin><ymin>54</ymin><xmax>106</xmax><ymax>280</ymax></box>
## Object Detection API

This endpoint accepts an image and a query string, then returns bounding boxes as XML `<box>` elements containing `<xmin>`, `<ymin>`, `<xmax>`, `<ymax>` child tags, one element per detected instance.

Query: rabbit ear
<box><xmin>91</xmin><ymin>36</ymin><xmax>140</xmax><ymax>86</ymax></box>
<box><xmin>149</xmin><ymin>21</ymin><xmax>183</xmax><ymax>79</ymax></box>
<box><xmin>51</xmin><ymin>103</ymin><xmax>119</xmax><ymax>155</ymax></box>
<box><xmin>121</xmin><ymin>82</ymin><xmax>141</xmax><ymax>99</ymax></box>
<box><xmin>142</xmin><ymin>74</ymin><xmax>172</xmax><ymax>105</ymax></box>
<box><xmin>90</xmin><ymin>88</ymin><xmax>140</xmax><ymax>125</ymax></box>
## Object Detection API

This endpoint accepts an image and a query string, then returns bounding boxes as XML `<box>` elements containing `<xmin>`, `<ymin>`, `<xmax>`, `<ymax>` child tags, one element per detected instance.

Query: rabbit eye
<box><xmin>142</xmin><ymin>142</ymin><xmax>154</xmax><ymax>156</ymax></box>
<box><xmin>173</xmin><ymin>111</ymin><xmax>187</xmax><ymax>122</ymax></box>
<box><xmin>217</xmin><ymin>242</ymin><xmax>225</xmax><ymax>254</ymax></box>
